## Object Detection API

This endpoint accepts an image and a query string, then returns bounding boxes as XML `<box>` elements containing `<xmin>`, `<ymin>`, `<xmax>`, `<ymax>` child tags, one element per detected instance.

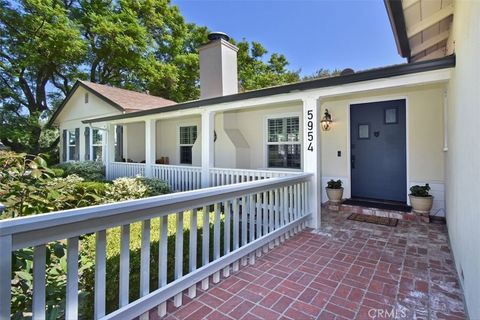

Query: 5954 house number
<box><xmin>307</xmin><ymin>109</ymin><xmax>314</xmax><ymax>152</ymax></box>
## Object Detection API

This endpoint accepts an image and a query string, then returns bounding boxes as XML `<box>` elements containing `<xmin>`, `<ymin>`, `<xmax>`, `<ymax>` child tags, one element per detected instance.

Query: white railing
<box><xmin>152</xmin><ymin>164</ymin><xmax>202</xmax><ymax>192</ymax></box>
<box><xmin>0</xmin><ymin>174</ymin><xmax>312</xmax><ymax>320</ymax></box>
<box><xmin>209</xmin><ymin>167</ymin><xmax>300</xmax><ymax>187</ymax></box>
<box><xmin>108</xmin><ymin>162</ymin><xmax>146</xmax><ymax>180</ymax></box>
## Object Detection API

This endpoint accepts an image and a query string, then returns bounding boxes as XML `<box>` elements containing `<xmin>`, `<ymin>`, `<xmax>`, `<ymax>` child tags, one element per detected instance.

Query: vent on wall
<box><xmin>85</xmin><ymin>93</ymin><xmax>89</xmax><ymax>104</ymax></box>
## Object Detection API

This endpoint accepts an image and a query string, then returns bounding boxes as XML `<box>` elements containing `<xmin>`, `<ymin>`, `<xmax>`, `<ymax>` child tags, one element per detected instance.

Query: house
<box><xmin>4</xmin><ymin>0</ymin><xmax>478</xmax><ymax>319</ymax></box>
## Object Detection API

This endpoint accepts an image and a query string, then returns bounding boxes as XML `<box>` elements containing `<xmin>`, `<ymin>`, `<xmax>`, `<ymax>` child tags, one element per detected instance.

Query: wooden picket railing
<box><xmin>209</xmin><ymin>167</ymin><xmax>300</xmax><ymax>187</ymax></box>
<box><xmin>152</xmin><ymin>164</ymin><xmax>202</xmax><ymax>192</ymax></box>
<box><xmin>0</xmin><ymin>173</ymin><xmax>312</xmax><ymax>319</ymax></box>
<box><xmin>108</xmin><ymin>162</ymin><xmax>146</xmax><ymax>180</ymax></box>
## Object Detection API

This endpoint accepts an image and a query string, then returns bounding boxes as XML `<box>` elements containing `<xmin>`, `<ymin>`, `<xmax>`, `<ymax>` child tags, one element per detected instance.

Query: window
<box><xmin>179</xmin><ymin>126</ymin><xmax>197</xmax><ymax>164</ymax></box>
<box><xmin>267</xmin><ymin>116</ymin><xmax>301</xmax><ymax>169</ymax></box>
<box><xmin>67</xmin><ymin>130</ymin><xmax>76</xmax><ymax>161</ymax></box>
<box><xmin>91</xmin><ymin>129</ymin><xmax>103</xmax><ymax>161</ymax></box>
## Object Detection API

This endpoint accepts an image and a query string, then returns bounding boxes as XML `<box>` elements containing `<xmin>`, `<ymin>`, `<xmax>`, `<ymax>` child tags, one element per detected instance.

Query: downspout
<box><xmin>443</xmin><ymin>88</ymin><xmax>449</xmax><ymax>152</ymax></box>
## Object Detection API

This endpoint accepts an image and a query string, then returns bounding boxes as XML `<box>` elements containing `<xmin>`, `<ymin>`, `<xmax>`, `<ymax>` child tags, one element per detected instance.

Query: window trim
<box><xmin>264</xmin><ymin>113</ymin><xmax>302</xmax><ymax>170</ymax></box>
<box><xmin>178</xmin><ymin>124</ymin><xmax>198</xmax><ymax>165</ymax></box>
<box><xmin>66</xmin><ymin>129</ymin><xmax>77</xmax><ymax>162</ymax></box>
<box><xmin>90</xmin><ymin>127</ymin><xmax>105</xmax><ymax>162</ymax></box>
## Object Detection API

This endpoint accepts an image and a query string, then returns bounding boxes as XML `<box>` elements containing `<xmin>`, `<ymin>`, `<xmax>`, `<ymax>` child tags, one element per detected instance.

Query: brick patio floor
<box><xmin>149</xmin><ymin>210</ymin><xmax>467</xmax><ymax>320</ymax></box>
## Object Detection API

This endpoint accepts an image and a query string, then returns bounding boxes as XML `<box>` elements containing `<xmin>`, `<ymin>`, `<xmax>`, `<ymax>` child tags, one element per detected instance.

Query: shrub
<box><xmin>50</xmin><ymin>168</ymin><xmax>65</xmax><ymax>177</ymax></box>
<box><xmin>409</xmin><ymin>183</ymin><xmax>431</xmax><ymax>197</ymax></box>
<box><xmin>105</xmin><ymin>176</ymin><xmax>170</xmax><ymax>202</ymax></box>
<box><xmin>54</xmin><ymin>161</ymin><xmax>105</xmax><ymax>181</ymax></box>
<box><xmin>326</xmin><ymin>179</ymin><xmax>342</xmax><ymax>189</ymax></box>
<box><xmin>137</xmin><ymin>176</ymin><xmax>171</xmax><ymax>196</ymax></box>
<box><xmin>105</xmin><ymin>177</ymin><xmax>149</xmax><ymax>202</ymax></box>
<box><xmin>75</xmin><ymin>181</ymin><xmax>108</xmax><ymax>196</ymax></box>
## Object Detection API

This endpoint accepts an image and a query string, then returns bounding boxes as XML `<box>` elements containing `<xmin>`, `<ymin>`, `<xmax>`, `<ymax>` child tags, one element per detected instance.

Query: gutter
<box><xmin>82</xmin><ymin>55</ymin><xmax>455</xmax><ymax>124</ymax></box>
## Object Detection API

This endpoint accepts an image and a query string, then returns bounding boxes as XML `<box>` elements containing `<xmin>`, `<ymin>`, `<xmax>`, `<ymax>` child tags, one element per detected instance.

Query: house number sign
<box><xmin>307</xmin><ymin>109</ymin><xmax>314</xmax><ymax>152</ymax></box>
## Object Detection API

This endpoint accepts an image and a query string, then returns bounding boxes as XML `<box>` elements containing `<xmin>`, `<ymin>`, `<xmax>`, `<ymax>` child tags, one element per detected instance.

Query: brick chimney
<box><xmin>199</xmin><ymin>32</ymin><xmax>239</xmax><ymax>99</ymax></box>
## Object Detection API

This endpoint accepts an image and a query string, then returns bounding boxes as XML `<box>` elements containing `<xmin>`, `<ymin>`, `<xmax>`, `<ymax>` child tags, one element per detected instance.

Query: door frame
<box><xmin>346</xmin><ymin>96</ymin><xmax>409</xmax><ymax>203</ymax></box>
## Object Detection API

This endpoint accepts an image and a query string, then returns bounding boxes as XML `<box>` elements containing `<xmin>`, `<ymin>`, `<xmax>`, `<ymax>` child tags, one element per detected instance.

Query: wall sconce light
<box><xmin>321</xmin><ymin>109</ymin><xmax>333</xmax><ymax>131</ymax></box>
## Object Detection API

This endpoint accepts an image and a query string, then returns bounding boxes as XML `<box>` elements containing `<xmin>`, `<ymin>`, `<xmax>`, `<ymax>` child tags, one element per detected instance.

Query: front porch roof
<box><xmin>82</xmin><ymin>55</ymin><xmax>455</xmax><ymax>125</ymax></box>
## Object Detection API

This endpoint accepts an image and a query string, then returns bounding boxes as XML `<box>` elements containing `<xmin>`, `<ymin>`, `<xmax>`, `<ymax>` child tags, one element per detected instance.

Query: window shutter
<box><xmin>84</xmin><ymin>127</ymin><xmax>91</xmax><ymax>160</ymax></box>
<box><xmin>74</xmin><ymin>128</ymin><xmax>80</xmax><ymax>161</ymax></box>
<box><xmin>62</xmin><ymin>130</ymin><xmax>67</xmax><ymax>162</ymax></box>
<box><xmin>115</xmin><ymin>125</ymin><xmax>123</xmax><ymax>162</ymax></box>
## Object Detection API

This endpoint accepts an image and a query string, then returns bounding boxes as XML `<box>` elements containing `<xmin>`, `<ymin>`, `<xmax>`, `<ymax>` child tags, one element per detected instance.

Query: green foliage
<box><xmin>409</xmin><ymin>183</ymin><xmax>431</xmax><ymax>197</ymax></box>
<box><xmin>137</xmin><ymin>176</ymin><xmax>171</xmax><ymax>196</ymax></box>
<box><xmin>11</xmin><ymin>242</ymin><xmax>93</xmax><ymax>320</ymax></box>
<box><xmin>236</xmin><ymin>40</ymin><xmax>300</xmax><ymax>91</ymax></box>
<box><xmin>1</xmin><ymin>0</ymin><xmax>303</xmax><ymax>155</ymax></box>
<box><xmin>302</xmin><ymin>68</ymin><xmax>342</xmax><ymax>81</ymax></box>
<box><xmin>105</xmin><ymin>176</ymin><xmax>171</xmax><ymax>202</ymax></box>
<box><xmin>50</xmin><ymin>168</ymin><xmax>65</xmax><ymax>177</ymax></box>
<box><xmin>0</xmin><ymin>151</ymin><xmax>54</xmax><ymax>218</ymax></box>
<box><xmin>53</xmin><ymin>161</ymin><xmax>105</xmax><ymax>181</ymax></box>
<box><xmin>74</xmin><ymin>181</ymin><xmax>108</xmax><ymax>196</ymax></box>
<box><xmin>326</xmin><ymin>179</ymin><xmax>343</xmax><ymax>189</ymax></box>
<box><xmin>80</xmin><ymin>210</ymin><xmax>223</xmax><ymax>317</ymax></box>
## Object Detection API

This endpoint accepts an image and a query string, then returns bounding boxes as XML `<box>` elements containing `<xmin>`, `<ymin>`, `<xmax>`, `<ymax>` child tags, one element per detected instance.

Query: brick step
<box><xmin>324</xmin><ymin>201</ymin><xmax>430</xmax><ymax>223</ymax></box>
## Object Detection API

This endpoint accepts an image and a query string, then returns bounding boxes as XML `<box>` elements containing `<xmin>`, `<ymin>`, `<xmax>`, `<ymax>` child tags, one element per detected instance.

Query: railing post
<box><xmin>0</xmin><ymin>234</ymin><xmax>12</xmax><ymax>319</ymax></box>
<box><xmin>302</xmin><ymin>97</ymin><xmax>322</xmax><ymax>229</ymax></box>
<box><xmin>106</xmin><ymin>123</ymin><xmax>116</xmax><ymax>180</ymax></box>
<box><xmin>201</xmin><ymin>110</ymin><xmax>215</xmax><ymax>188</ymax></box>
<box><xmin>145</xmin><ymin>119</ymin><xmax>156</xmax><ymax>178</ymax></box>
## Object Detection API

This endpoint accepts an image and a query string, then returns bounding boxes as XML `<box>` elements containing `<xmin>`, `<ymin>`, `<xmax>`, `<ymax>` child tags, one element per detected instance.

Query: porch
<box><xmin>154</xmin><ymin>210</ymin><xmax>467</xmax><ymax>320</ymax></box>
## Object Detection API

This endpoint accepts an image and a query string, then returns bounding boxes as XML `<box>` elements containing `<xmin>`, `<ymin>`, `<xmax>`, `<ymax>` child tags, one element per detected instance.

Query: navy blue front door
<box><xmin>350</xmin><ymin>100</ymin><xmax>407</xmax><ymax>202</ymax></box>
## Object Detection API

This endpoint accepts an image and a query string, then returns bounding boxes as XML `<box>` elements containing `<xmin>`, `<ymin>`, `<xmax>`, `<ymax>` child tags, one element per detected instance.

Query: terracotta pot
<box><xmin>326</xmin><ymin>187</ymin><xmax>344</xmax><ymax>203</ymax></box>
<box><xmin>409</xmin><ymin>195</ymin><xmax>434</xmax><ymax>214</ymax></box>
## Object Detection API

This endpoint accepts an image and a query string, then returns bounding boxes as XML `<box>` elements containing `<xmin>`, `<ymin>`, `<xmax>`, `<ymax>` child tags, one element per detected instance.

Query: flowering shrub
<box><xmin>53</xmin><ymin>161</ymin><xmax>105</xmax><ymax>181</ymax></box>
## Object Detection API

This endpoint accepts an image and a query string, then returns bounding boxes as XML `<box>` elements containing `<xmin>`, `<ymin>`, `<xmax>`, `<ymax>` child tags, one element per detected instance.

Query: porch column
<box><xmin>106</xmin><ymin>123</ymin><xmax>116</xmax><ymax>180</ymax></box>
<box><xmin>145</xmin><ymin>119</ymin><xmax>156</xmax><ymax>178</ymax></box>
<box><xmin>302</xmin><ymin>97</ymin><xmax>322</xmax><ymax>229</ymax></box>
<box><xmin>201</xmin><ymin>110</ymin><xmax>215</xmax><ymax>188</ymax></box>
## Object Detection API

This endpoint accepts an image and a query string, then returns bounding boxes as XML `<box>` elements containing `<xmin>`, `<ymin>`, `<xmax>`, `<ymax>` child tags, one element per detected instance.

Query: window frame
<box><xmin>178</xmin><ymin>125</ymin><xmax>198</xmax><ymax>165</ymax></box>
<box><xmin>66</xmin><ymin>129</ymin><xmax>77</xmax><ymax>162</ymax></box>
<box><xmin>90</xmin><ymin>127</ymin><xmax>104</xmax><ymax>162</ymax></box>
<box><xmin>264</xmin><ymin>113</ymin><xmax>302</xmax><ymax>170</ymax></box>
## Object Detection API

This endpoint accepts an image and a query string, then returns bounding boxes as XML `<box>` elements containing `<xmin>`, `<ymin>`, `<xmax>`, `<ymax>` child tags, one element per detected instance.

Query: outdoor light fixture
<box><xmin>321</xmin><ymin>109</ymin><xmax>333</xmax><ymax>131</ymax></box>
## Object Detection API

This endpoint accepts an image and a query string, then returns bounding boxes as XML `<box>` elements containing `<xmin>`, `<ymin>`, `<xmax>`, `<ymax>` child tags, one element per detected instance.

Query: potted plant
<box><xmin>326</xmin><ymin>179</ymin><xmax>343</xmax><ymax>203</ymax></box>
<box><xmin>409</xmin><ymin>183</ymin><xmax>434</xmax><ymax>214</ymax></box>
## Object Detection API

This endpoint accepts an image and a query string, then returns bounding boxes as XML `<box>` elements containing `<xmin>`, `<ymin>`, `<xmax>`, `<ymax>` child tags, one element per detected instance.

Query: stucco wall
<box><xmin>320</xmin><ymin>84</ymin><xmax>446</xmax><ymax>213</ymax></box>
<box><xmin>156</xmin><ymin>116</ymin><xmax>202</xmax><ymax>166</ymax></box>
<box><xmin>56</xmin><ymin>86</ymin><xmax>121</xmax><ymax>162</ymax></box>
<box><xmin>445</xmin><ymin>1</ymin><xmax>480</xmax><ymax>318</ymax></box>
<box><xmin>124</xmin><ymin>122</ymin><xmax>145</xmax><ymax>163</ymax></box>
<box><xmin>221</xmin><ymin>102</ymin><xmax>303</xmax><ymax>169</ymax></box>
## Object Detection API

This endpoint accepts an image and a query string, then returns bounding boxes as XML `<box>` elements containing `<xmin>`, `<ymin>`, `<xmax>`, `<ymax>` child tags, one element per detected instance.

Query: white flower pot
<box><xmin>409</xmin><ymin>195</ymin><xmax>434</xmax><ymax>214</ymax></box>
<box><xmin>326</xmin><ymin>187</ymin><xmax>344</xmax><ymax>203</ymax></box>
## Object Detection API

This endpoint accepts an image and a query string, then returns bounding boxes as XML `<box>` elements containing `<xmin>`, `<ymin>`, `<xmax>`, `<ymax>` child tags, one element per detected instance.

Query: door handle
<box><xmin>351</xmin><ymin>155</ymin><xmax>355</xmax><ymax>169</ymax></box>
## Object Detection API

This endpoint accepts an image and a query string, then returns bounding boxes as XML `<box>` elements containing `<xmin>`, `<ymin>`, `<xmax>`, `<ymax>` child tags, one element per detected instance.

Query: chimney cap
<box><xmin>208</xmin><ymin>32</ymin><xmax>230</xmax><ymax>42</ymax></box>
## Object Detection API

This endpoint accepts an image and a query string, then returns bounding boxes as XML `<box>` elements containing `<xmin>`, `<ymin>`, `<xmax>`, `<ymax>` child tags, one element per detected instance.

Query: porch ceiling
<box><xmin>386</xmin><ymin>0</ymin><xmax>454</xmax><ymax>62</ymax></box>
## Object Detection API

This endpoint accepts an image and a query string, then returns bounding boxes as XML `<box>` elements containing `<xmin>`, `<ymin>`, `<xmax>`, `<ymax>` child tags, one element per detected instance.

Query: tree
<box><xmin>0</xmin><ymin>0</ymin><xmax>302</xmax><ymax>156</ymax></box>
<box><xmin>0</xmin><ymin>0</ymin><xmax>86</xmax><ymax>154</ymax></box>
<box><xmin>303</xmin><ymin>68</ymin><xmax>342</xmax><ymax>81</ymax></box>
<box><xmin>236</xmin><ymin>40</ymin><xmax>300</xmax><ymax>91</ymax></box>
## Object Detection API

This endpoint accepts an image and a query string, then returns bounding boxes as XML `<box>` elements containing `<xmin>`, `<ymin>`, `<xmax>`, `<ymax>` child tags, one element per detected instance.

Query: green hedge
<box><xmin>53</xmin><ymin>161</ymin><xmax>105</xmax><ymax>181</ymax></box>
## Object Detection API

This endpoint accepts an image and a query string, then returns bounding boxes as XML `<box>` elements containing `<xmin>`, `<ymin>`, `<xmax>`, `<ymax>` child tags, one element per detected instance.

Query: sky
<box><xmin>171</xmin><ymin>0</ymin><xmax>406</xmax><ymax>77</ymax></box>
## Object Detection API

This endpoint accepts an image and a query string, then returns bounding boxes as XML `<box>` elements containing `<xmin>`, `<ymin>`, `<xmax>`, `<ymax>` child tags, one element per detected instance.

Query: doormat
<box><xmin>347</xmin><ymin>213</ymin><xmax>398</xmax><ymax>227</ymax></box>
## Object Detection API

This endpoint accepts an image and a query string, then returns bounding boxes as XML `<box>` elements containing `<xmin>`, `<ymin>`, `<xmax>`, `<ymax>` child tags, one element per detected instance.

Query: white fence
<box><xmin>0</xmin><ymin>174</ymin><xmax>312</xmax><ymax>319</ymax></box>
<box><xmin>209</xmin><ymin>167</ymin><xmax>299</xmax><ymax>187</ymax></box>
<box><xmin>152</xmin><ymin>164</ymin><xmax>202</xmax><ymax>192</ymax></box>
<box><xmin>108</xmin><ymin>162</ymin><xmax>146</xmax><ymax>180</ymax></box>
